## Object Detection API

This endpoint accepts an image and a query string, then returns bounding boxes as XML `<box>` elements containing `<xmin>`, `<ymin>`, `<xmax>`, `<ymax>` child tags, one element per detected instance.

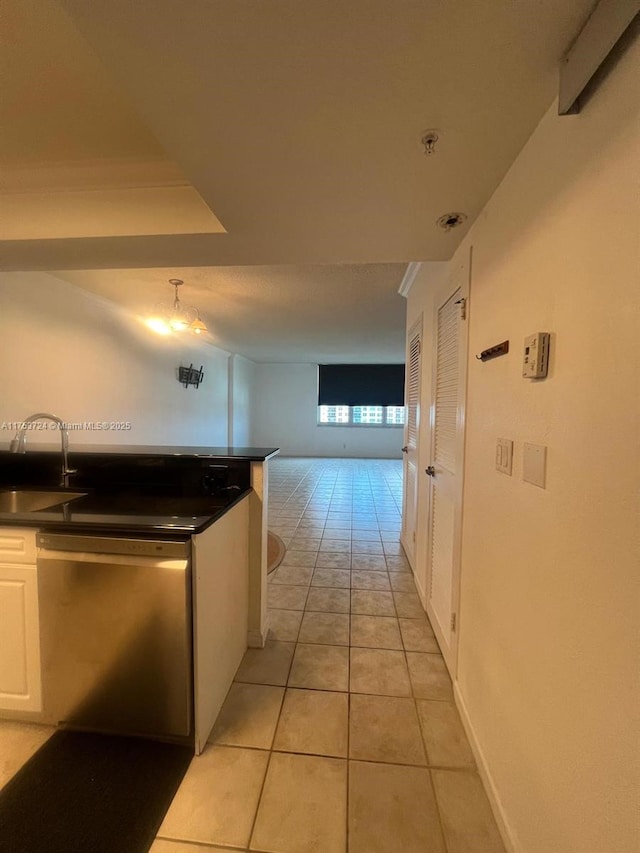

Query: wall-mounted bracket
<box><xmin>476</xmin><ymin>341</ymin><xmax>509</xmax><ymax>362</ymax></box>
<box><xmin>178</xmin><ymin>364</ymin><xmax>204</xmax><ymax>389</ymax></box>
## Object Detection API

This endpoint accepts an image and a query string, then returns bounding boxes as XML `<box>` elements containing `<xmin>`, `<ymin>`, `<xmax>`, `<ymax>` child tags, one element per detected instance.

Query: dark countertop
<box><xmin>0</xmin><ymin>443</ymin><xmax>280</xmax><ymax>461</ymax></box>
<box><xmin>0</xmin><ymin>445</ymin><xmax>279</xmax><ymax>536</ymax></box>
<box><xmin>0</xmin><ymin>487</ymin><xmax>252</xmax><ymax>536</ymax></box>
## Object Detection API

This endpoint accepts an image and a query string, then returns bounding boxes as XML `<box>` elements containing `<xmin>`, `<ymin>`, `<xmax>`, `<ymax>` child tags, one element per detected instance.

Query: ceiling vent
<box><xmin>437</xmin><ymin>212</ymin><xmax>467</xmax><ymax>231</ymax></box>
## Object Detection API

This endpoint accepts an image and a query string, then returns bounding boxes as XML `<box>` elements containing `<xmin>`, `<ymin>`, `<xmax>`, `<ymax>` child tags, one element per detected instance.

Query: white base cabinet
<box><xmin>0</xmin><ymin>528</ymin><xmax>42</xmax><ymax>713</ymax></box>
<box><xmin>192</xmin><ymin>496</ymin><xmax>250</xmax><ymax>754</ymax></box>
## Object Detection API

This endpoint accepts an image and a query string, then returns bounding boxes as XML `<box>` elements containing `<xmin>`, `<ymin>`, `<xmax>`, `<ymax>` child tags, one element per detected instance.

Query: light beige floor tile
<box><xmin>388</xmin><ymin>571</ymin><xmax>417</xmax><ymax>593</ymax></box>
<box><xmin>432</xmin><ymin>770</ymin><xmax>506</xmax><ymax>853</ymax></box>
<box><xmin>287</xmin><ymin>537</ymin><xmax>321</xmax><ymax>552</ymax></box>
<box><xmin>349</xmin><ymin>760</ymin><xmax>446</xmax><ymax>853</ymax></box>
<box><xmin>251</xmin><ymin>752</ymin><xmax>347</xmax><ymax>853</ymax></box>
<box><xmin>325</xmin><ymin>516</ymin><xmax>351</xmax><ymax>532</ymax></box>
<box><xmin>393</xmin><ymin>591</ymin><xmax>425</xmax><ymax>618</ymax></box>
<box><xmin>289</xmin><ymin>643</ymin><xmax>350</xmax><ymax>691</ymax></box>
<box><xmin>382</xmin><ymin>542</ymin><xmax>404</xmax><ymax>555</ymax></box>
<box><xmin>349</xmin><ymin>694</ymin><xmax>426</xmax><ymax>765</ymax></box>
<box><xmin>406</xmin><ymin>652</ymin><xmax>453</xmax><ymax>699</ymax></box>
<box><xmin>351</xmin><ymin>555</ymin><xmax>387</xmax><ymax>571</ymax></box>
<box><xmin>235</xmin><ymin>641</ymin><xmax>295</xmax><ymax>686</ymax></box>
<box><xmin>352</xmin><ymin>541</ymin><xmax>385</xmax><ymax>555</ymax></box>
<box><xmin>305</xmin><ymin>587</ymin><xmax>351</xmax><ymax>613</ymax></box>
<box><xmin>320</xmin><ymin>538</ymin><xmax>351</xmax><ymax>553</ymax></box>
<box><xmin>351</xmin><ymin>528</ymin><xmax>382</xmax><ymax>545</ymax></box>
<box><xmin>352</xmin><ymin>530</ymin><xmax>381</xmax><ymax>542</ymax></box>
<box><xmin>270</xmin><ymin>524</ymin><xmax>297</xmax><ymax>536</ymax></box>
<box><xmin>298</xmin><ymin>611</ymin><xmax>350</xmax><ymax>645</ymax></box>
<box><xmin>350</xmin><ymin>615</ymin><xmax>403</xmax><ymax>650</ymax></box>
<box><xmin>350</xmin><ymin>648</ymin><xmax>411</xmax><ymax>696</ymax></box>
<box><xmin>315</xmin><ymin>552</ymin><xmax>351</xmax><ymax>569</ymax></box>
<box><xmin>151</xmin><ymin>841</ymin><xmax>240</xmax><ymax>853</ymax></box>
<box><xmin>295</xmin><ymin>521</ymin><xmax>325</xmax><ymax>533</ymax></box>
<box><xmin>267</xmin><ymin>608</ymin><xmax>303</xmax><ymax>642</ymax></box>
<box><xmin>209</xmin><ymin>683</ymin><xmax>284</xmax><ymax>749</ymax></box>
<box><xmin>267</xmin><ymin>583</ymin><xmax>308</xmax><ymax>610</ymax></box>
<box><xmin>271</xmin><ymin>565</ymin><xmax>314</xmax><ymax>586</ymax></box>
<box><xmin>416</xmin><ymin>700</ymin><xmax>476</xmax><ymax>767</ymax></box>
<box><xmin>311</xmin><ymin>567</ymin><xmax>351</xmax><ymax>588</ymax></box>
<box><xmin>351</xmin><ymin>589</ymin><xmax>396</xmax><ymax>616</ymax></box>
<box><xmin>385</xmin><ymin>555</ymin><xmax>410</xmax><ymax>571</ymax></box>
<box><xmin>321</xmin><ymin>526</ymin><xmax>351</xmax><ymax>540</ymax></box>
<box><xmin>273</xmin><ymin>688</ymin><xmax>348</xmax><ymax>757</ymax></box>
<box><xmin>0</xmin><ymin>721</ymin><xmax>54</xmax><ymax>790</ymax></box>
<box><xmin>282</xmin><ymin>550</ymin><xmax>316</xmax><ymax>567</ymax></box>
<box><xmin>351</xmin><ymin>570</ymin><xmax>391</xmax><ymax>591</ymax></box>
<box><xmin>159</xmin><ymin>745</ymin><xmax>268</xmax><ymax>848</ymax></box>
<box><xmin>399</xmin><ymin>618</ymin><xmax>439</xmax><ymax>652</ymax></box>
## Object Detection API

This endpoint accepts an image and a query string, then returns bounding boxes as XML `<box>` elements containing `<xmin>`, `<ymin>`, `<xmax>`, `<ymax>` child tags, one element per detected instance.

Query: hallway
<box><xmin>0</xmin><ymin>457</ymin><xmax>507</xmax><ymax>853</ymax></box>
<box><xmin>156</xmin><ymin>457</ymin><xmax>506</xmax><ymax>852</ymax></box>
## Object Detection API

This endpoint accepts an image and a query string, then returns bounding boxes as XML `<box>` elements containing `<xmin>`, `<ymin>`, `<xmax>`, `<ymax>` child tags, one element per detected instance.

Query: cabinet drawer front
<box><xmin>0</xmin><ymin>528</ymin><xmax>37</xmax><ymax>564</ymax></box>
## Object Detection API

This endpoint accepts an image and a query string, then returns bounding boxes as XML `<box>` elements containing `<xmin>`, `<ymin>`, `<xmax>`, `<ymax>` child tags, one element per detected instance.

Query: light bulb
<box><xmin>145</xmin><ymin>317</ymin><xmax>171</xmax><ymax>335</ymax></box>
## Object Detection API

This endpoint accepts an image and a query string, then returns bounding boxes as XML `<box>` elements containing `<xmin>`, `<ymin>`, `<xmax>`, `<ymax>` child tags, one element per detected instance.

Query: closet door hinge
<box><xmin>455</xmin><ymin>297</ymin><xmax>466</xmax><ymax>320</ymax></box>
<box><xmin>450</xmin><ymin>612</ymin><xmax>457</xmax><ymax>632</ymax></box>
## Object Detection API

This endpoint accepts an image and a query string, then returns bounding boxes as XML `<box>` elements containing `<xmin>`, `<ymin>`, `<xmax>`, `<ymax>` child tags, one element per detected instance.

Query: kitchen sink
<box><xmin>0</xmin><ymin>490</ymin><xmax>87</xmax><ymax>513</ymax></box>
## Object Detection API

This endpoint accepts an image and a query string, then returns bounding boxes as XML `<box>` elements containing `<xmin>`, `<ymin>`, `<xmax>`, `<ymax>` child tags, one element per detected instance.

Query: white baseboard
<box><xmin>247</xmin><ymin>623</ymin><xmax>269</xmax><ymax>648</ymax></box>
<box><xmin>400</xmin><ymin>533</ymin><xmax>415</xmax><ymax>572</ymax></box>
<box><xmin>454</xmin><ymin>683</ymin><xmax>519</xmax><ymax>853</ymax></box>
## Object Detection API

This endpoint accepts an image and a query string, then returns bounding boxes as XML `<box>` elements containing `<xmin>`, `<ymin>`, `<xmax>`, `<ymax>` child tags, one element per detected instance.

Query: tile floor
<box><xmin>0</xmin><ymin>457</ymin><xmax>506</xmax><ymax>853</ymax></box>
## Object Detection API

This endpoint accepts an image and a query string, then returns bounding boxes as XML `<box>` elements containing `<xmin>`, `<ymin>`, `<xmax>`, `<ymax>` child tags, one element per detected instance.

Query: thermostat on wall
<box><xmin>522</xmin><ymin>332</ymin><xmax>550</xmax><ymax>379</ymax></box>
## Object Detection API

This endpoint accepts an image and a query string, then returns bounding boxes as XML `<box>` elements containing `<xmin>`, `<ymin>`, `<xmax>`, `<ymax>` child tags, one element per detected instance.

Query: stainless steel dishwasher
<box><xmin>37</xmin><ymin>533</ymin><xmax>193</xmax><ymax>742</ymax></box>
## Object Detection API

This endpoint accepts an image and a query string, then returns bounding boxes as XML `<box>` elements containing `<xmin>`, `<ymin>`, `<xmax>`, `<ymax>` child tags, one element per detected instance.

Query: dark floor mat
<box><xmin>0</xmin><ymin>730</ymin><xmax>193</xmax><ymax>853</ymax></box>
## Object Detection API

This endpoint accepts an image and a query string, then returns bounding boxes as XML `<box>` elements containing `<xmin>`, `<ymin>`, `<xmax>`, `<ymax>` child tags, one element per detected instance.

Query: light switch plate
<box><xmin>523</xmin><ymin>442</ymin><xmax>546</xmax><ymax>488</ymax></box>
<box><xmin>496</xmin><ymin>438</ymin><xmax>513</xmax><ymax>475</ymax></box>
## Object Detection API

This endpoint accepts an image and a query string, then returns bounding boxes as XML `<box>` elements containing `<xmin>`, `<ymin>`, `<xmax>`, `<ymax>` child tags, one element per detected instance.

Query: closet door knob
<box><xmin>401</xmin><ymin>446</ymin><xmax>408</xmax><ymax>453</ymax></box>
<box><xmin>425</xmin><ymin>466</ymin><xmax>435</xmax><ymax>476</ymax></box>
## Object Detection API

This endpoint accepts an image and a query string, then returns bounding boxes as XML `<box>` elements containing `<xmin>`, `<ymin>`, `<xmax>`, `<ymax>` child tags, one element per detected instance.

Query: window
<box><xmin>318</xmin><ymin>405</ymin><xmax>405</xmax><ymax>427</ymax></box>
<box><xmin>385</xmin><ymin>406</ymin><xmax>406</xmax><ymax>425</ymax></box>
<box><xmin>317</xmin><ymin>364</ymin><xmax>406</xmax><ymax>427</ymax></box>
<box><xmin>318</xmin><ymin>405</ymin><xmax>350</xmax><ymax>424</ymax></box>
<box><xmin>353</xmin><ymin>406</ymin><xmax>384</xmax><ymax>425</ymax></box>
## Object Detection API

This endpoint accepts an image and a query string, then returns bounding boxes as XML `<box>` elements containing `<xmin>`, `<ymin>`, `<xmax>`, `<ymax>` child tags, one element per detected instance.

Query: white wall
<box><xmin>407</xmin><ymin>34</ymin><xmax>639</xmax><ymax>853</ymax></box>
<box><xmin>0</xmin><ymin>272</ymin><xmax>231</xmax><ymax>447</ymax></box>
<box><xmin>229</xmin><ymin>354</ymin><xmax>256</xmax><ymax>446</ymax></box>
<box><xmin>252</xmin><ymin>363</ymin><xmax>403</xmax><ymax>458</ymax></box>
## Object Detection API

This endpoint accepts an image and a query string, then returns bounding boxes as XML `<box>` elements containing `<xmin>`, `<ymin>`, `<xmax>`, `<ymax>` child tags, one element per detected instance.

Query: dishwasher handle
<box><xmin>37</xmin><ymin>532</ymin><xmax>190</xmax><ymax>560</ymax></box>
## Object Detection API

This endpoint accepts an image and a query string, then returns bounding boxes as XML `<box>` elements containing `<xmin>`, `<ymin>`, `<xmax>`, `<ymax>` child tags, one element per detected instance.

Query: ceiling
<box><xmin>0</xmin><ymin>0</ymin><xmax>595</xmax><ymax>361</ymax></box>
<box><xmin>53</xmin><ymin>264</ymin><xmax>410</xmax><ymax>363</ymax></box>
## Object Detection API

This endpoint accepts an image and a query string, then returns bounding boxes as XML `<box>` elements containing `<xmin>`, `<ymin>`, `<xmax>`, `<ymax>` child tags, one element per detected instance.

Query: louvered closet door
<box><xmin>401</xmin><ymin>319</ymin><xmax>422</xmax><ymax>565</ymax></box>
<box><xmin>426</xmin><ymin>259</ymin><xmax>469</xmax><ymax>676</ymax></box>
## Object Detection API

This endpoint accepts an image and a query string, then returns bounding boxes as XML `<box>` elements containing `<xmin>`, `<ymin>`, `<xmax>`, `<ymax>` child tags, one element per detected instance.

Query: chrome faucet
<box><xmin>9</xmin><ymin>413</ymin><xmax>77</xmax><ymax>488</ymax></box>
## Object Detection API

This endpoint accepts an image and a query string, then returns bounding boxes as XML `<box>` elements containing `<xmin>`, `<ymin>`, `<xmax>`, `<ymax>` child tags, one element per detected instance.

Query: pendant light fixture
<box><xmin>145</xmin><ymin>279</ymin><xmax>208</xmax><ymax>336</ymax></box>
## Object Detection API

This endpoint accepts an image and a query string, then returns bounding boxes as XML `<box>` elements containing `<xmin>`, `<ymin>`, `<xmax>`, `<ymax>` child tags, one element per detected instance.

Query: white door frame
<box><xmin>425</xmin><ymin>249</ymin><xmax>471</xmax><ymax>677</ymax></box>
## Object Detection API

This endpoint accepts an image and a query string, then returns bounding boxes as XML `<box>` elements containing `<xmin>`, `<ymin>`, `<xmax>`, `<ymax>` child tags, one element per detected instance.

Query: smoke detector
<box><xmin>437</xmin><ymin>212</ymin><xmax>467</xmax><ymax>231</ymax></box>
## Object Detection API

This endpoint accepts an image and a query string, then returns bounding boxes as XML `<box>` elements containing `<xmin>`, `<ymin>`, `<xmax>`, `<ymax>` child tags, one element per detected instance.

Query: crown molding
<box><xmin>398</xmin><ymin>262</ymin><xmax>422</xmax><ymax>298</ymax></box>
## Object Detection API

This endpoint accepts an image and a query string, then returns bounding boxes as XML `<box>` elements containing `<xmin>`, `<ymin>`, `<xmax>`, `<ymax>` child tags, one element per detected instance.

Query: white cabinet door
<box><xmin>0</xmin><ymin>563</ymin><xmax>42</xmax><ymax>712</ymax></box>
<box><xmin>401</xmin><ymin>317</ymin><xmax>422</xmax><ymax>568</ymax></box>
